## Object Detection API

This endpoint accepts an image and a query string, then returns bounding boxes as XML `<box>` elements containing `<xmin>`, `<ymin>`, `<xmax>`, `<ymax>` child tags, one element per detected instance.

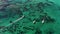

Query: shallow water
<box><xmin>0</xmin><ymin>0</ymin><xmax>60</xmax><ymax>34</ymax></box>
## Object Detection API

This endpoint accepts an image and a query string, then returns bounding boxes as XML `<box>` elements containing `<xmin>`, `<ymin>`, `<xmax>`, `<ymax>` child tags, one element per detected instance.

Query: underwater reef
<box><xmin>0</xmin><ymin>0</ymin><xmax>60</xmax><ymax>34</ymax></box>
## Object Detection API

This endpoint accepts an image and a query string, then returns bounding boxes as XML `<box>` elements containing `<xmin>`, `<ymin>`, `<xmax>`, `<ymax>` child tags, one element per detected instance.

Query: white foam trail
<box><xmin>42</xmin><ymin>19</ymin><xmax>45</xmax><ymax>24</ymax></box>
<box><xmin>0</xmin><ymin>15</ymin><xmax>24</xmax><ymax>30</ymax></box>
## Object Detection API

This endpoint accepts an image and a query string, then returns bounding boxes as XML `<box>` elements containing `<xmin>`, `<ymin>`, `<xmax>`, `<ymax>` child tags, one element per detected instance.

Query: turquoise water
<box><xmin>0</xmin><ymin>0</ymin><xmax>60</xmax><ymax>34</ymax></box>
